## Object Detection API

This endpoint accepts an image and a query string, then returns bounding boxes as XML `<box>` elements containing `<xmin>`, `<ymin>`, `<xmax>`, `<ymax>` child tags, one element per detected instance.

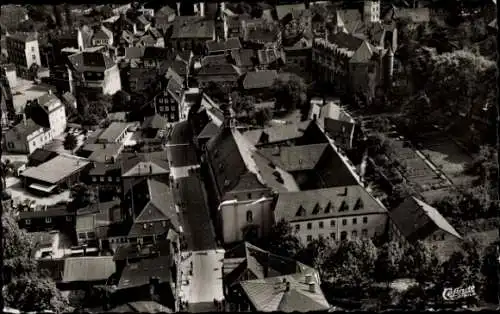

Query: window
<box><xmin>116</xmin><ymin>177</ymin><xmax>121</xmax><ymax>182</ymax></box>
<box><xmin>8</xmin><ymin>142</ymin><xmax>14</xmax><ymax>148</ymax></box>
<box><xmin>352</xmin><ymin>218</ymin><xmax>357</xmax><ymax>225</ymax></box>
<box><xmin>165</xmin><ymin>106</ymin><xmax>170</xmax><ymax>112</ymax></box>
<box><xmin>25</xmin><ymin>219</ymin><xmax>31</xmax><ymax>225</ymax></box>
<box><xmin>342</xmin><ymin>219</ymin><xmax>347</xmax><ymax>226</ymax></box>
<box><xmin>362</xmin><ymin>229</ymin><xmax>368</xmax><ymax>238</ymax></box>
<box><xmin>340</xmin><ymin>231</ymin><xmax>347</xmax><ymax>240</ymax></box>
<box><xmin>45</xmin><ymin>217</ymin><xmax>52</xmax><ymax>223</ymax></box>
<box><xmin>330</xmin><ymin>232</ymin><xmax>336</xmax><ymax>240</ymax></box>
<box><xmin>295</xmin><ymin>224</ymin><xmax>300</xmax><ymax>231</ymax></box>
<box><xmin>170</xmin><ymin>113</ymin><xmax>175</xmax><ymax>120</ymax></box>
<box><xmin>100</xmin><ymin>177</ymin><xmax>104</xmax><ymax>182</ymax></box>
<box><xmin>246</xmin><ymin>210</ymin><xmax>253</xmax><ymax>223</ymax></box>
<box><xmin>307</xmin><ymin>223</ymin><xmax>312</xmax><ymax>230</ymax></box>
<box><xmin>78</xmin><ymin>233</ymin><xmax>86</xmax><ymax>239</ymax></box>
<box><xmin>352</xmin><ymin>230</ymin><xmax>357</xmax><ymax>238</ymax></box>
<box><xmin>307</xmin><ymin>235</ymin><xmax>312</xmax><ymax>242</ymax></box>
<box><xmin>108</xmin><ymin>176</ymin><xmax>113</xmax><ymax>182</ymax></box>
<box><xmin>363</xmin><ymin>217</ymin><xmax>368</xmax><ymax>224</ymax></box>
<box><xmin>66</xmin><ymin>216</ymin><xmax>72</xmax><ymax>222</ymax></box>
<box><xmin>247</xmin><ymin>193</ymin><xmax>252</xmax><ymax>199</ymax></box>
<box><xmin>330</xmin><ymin>220</ymin><xmax>335</xmax><ymax>227</ymax></box>
<box><xmin>319</xmin><ymin>221</ymin><xmax>324</xmax><ymax>229</ymax></box>
<box><xmin>32</xmin><ymin>54</ymin><xmax>36</xmax><ymax>60</ymax></box>
<box><xmin>441</xmin><ymin>234</ymin><xmax>445</xmax><ymax>240</ymax></box>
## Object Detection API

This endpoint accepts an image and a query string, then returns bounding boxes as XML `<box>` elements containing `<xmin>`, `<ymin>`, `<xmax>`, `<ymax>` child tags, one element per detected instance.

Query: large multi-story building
<box><xmin>29</xmin><ymin>91</ymin><xmax>67</xmax><ymax>138</ymax></box>
<box><xmin>67</xmin><ymin>51</ymin><xmax>122</xmax><ymax>97</ymax></box>
<box><xmin>274</xmin><ymin>185</ymin><xmax>389</xmax><ymax>244</ymax></box>
<box><xmin>6</xmin><ymin>32</ymin><xmax>41</xmax><ymax>77</ymax></box>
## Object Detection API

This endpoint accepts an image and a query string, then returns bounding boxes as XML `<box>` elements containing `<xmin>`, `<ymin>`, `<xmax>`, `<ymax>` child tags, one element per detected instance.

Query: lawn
<box><xmin>416</xmin><ymin>131</ymin><xmax>476</xmax><ymax>186</ymax></box>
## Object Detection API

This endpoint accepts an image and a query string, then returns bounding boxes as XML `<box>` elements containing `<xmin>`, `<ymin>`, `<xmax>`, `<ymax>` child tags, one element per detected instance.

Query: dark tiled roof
<box><xmin>7</xmin><ymin>32</ymin><xmax>37</xmax><ymax>42</ymax></box>
<box><xmin>61</xmin><ymin>92</ymin><xmax>76</xmax><ymax>105</ymax></box>
<box><xmin>243</xmin><ymin>121</ymin><xmax>312</xmax><ymax>146</ymax></box>
<box><xmin>62</xmin><ymin>256</ymin><xmax>116</xmax><ymax>283</ymax></box>
<box><xmin>201</xmin><ymin>54</ymin><xmax>232</xmax><ymax>67</ymax></box>
<box><xmin>224</xmin><ymin>242</ymin><xmax>316</xmax><ymax>288</ymax></box>
<box><xmin>113</xmin><ymin>239</ymin><xmax>172</xmax><ymax>261</ymax></box>
<box><xmin>206</xmin><ymin>38</ymin><xmax>242</xmax><ymax>53</ymax></box>
<box><xmin>240</xmin><ymin>272</ymin><xmax>330</xmax><ymax>312</ymax></box>
<box><xmin>28</xmin><ymin>148</ymin><xmax>58</xmax><ymax>165</ymax></box>
<box><xmin>142</xmin><ymin>114</ymin><xmax>168</xmax><ymax>130</ymax></box>
<box><xmin>259</xmin><ymin>143</ymin><xmax>328</xmax><ymax>172</ymax></box>
<box><xmin>171</xmin><ymin>17</ymin><xmax>214</xmax><ymax>39</ymax></box>
<box><xmin>327</xmin><ymin>31</ymin><xmax>364</xmax><ymax>51</ymax></box>
<box><xmin>197</xmin><ymin>122</ymin><xmax>220</xmax><ymax>140</ymax></box>
<box><xmin>197</xmin><ymin>64</ymin><xmax>241</xmax><ymax>78</ymax></box>
<box><xmin>109</xmin><ymin>301</ymin><xmax>172</xmax><ymax>313</ymax></box>
<box><xmin>243</xmin><ymin>70</ymin><xmax>278</xmax><ymax>90</ymax></box>
<box><xmin>68</xmin><ymin>52</ymin><xmax>115</xmax><ymax>72</ymax></box>
<box><xmin>231</xmin><ymin>49</ymin><xmax>256</xmax><ymax>68</ymax></box>
<box><xmin>8</xmin><ymin>119</ymin><xmax>45</xmax><ymax>138</ymax></box>
<box><xmin>125</xmin><ymin>46</ymin><xmax>146</xmax><ymax>59</ymax></box>
<box><xmin>143</xmin><ymin>47</ymin><xmax>174</xmax><ymax>61</ymax></box>
<box><xmin>257</xmin><ymin>48</ymin><xmax>281</xmax><ymax>65</ymax></box>
<box><xmin>19</xmin><ymin>205</ymin><xmax>71</xmax><ymax>219</ymax></box>
<box><xmin>275</xmin><ymin>185</ymin><xmax>387</xmax><ymax>222</ymax></box>
<box><xmin>390</xmin><ymin>197</ymin><xmax>462</xmax><ymax>242</ymax></box>
<box><xmin>117</xmin><ymin>255</ymin><xmax>174</xmax><ymax>289</ymax></box>
<box><xmin>88</xmin><ymin>161</ymin><xmax>121</xmax><ymax>176</ymax></box>
<box><xmin>121</xmin><ymin>151</ymin><xmax>170</xmax><ymax>177</ymax></box>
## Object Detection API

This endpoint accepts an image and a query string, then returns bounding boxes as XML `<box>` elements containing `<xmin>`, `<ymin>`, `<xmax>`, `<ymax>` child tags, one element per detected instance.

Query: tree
<box><xmin>400</xmin><ymin>241</ymin><xmax>441</xmax><ymax>284</ymax></box>
<box><xmin>64</xmin><ymin>4</ymin><xmax>73</xmax><ymax>28</ymax></box>
<box><xmin>480</xmin><ymin>243</ymin><xmax>500</xmax><ymax>304</ymax></box>
<box><xmin>441</xmin><ymin>239</ymin><xmax>482</xmax><ymax>288</ymax></box>
<box><xmin>425</xmin><ymin>50</ymin><xmax>496</xmax><ymax>122</ymax></box>
<box><xmin>272</xmin><ymin>74</ymin><xmax>308</xmax><ymax>112</ymax></box>
<box><xmin>2</xmin><ymin>208</ymin><xmax>71</xmax><ymax>312</ymax></box>
<box><xmin>375</xmin><ymin>241</ymin><xmax>405</xmax><ymax>286</ymax></box>
<box><xmin>252</xmin><ymin>108</ymin><xmax>273</xmax><ymax>126</ymax></box>
<box><xmin>63</xmin><ymin>133</ymin><xmax>78</xmax><ymax>151</ymax></box>
<box><xmin>324</xmin><ymin>239</ymin><xmax>378</xmax><ymax>292</ymax></box>
<box><xmin>264</xmin><ymin>219</ymin><xmax>303</xmax><ymax>258</ymax></box>
<box><xmin>70</xmin><ymin>183</ymin><xmax>97</xmax><ymax>209</ymax></box>
<box><xmin>295</xmin><ymin>237</ymin><xmax>334</xmax><ymax>277</ymax></box>
<box><xmin>112</xmin><ymin>90</ymin><xmax>132</xmax><ymax>112</ymax></box>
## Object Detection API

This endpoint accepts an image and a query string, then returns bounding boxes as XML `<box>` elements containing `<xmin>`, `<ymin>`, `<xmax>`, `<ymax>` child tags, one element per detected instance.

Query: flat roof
<box><xmin>21</xmin><ymin>154</ymin><xmax>90</xmax><ymax>184</ymax></box>
<box><xmin>98</xmin><ymin>122</ymin><xmax>131</xmax><ymax>143</ymax></box>
<box><xmin>188</xmin><ymin>250</ymin><xmax>225</xmax><ymax>304</ymax></box>
<box><xmin>12</xmin><ymin>79</ymin><xmax>56</xmax><ymax>114</ymax></box>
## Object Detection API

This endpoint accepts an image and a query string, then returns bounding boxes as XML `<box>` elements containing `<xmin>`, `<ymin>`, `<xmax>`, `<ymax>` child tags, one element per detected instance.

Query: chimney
<box><xmin>48</xmin><ymin>89</ymin><xmax>52</xmax><ymax>95</ymax></box>
<box><xmin>344</xmin><ymin>187</ymin><xmax>348</xmax><ymax>196</ymax></box>
<box><xmin>305</xmin><ymin>274</ymin><xmax>313</xmax><ymax>284</ymax></box>
<box><xmin>149</xmin><ymin>165</ymin><xmax>153</xmax><ymax>174</ymax></box>
<box><xmin>308</xmin><ymin>283</ymin><xmax>316</xmax><ymax>293</ymax></box>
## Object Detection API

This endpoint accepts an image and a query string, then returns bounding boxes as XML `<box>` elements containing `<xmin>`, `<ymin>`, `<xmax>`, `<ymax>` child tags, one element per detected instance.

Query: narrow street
<box><xmin>165</xmin><ymin>121</ymin><xmax>222</xmax><ymax>312</ymax></box>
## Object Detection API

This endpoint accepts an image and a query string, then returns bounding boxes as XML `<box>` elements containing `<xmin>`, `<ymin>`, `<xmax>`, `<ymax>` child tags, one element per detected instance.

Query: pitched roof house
<box><xmin>389</xmin><ymin>196</ymin><xmax>462</xmax><ymax>243</ymax></box>
<box><xmin>242</xmin><ymin>70</ymin><xmax>278</xmax><ymax>90</ymax></box>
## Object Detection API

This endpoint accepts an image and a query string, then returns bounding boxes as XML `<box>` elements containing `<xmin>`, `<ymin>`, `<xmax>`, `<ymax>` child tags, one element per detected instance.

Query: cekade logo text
<box><xmin>442</xmin><ymin>285</ymin><xmax>476</xmax><ymax>301</ymax></box>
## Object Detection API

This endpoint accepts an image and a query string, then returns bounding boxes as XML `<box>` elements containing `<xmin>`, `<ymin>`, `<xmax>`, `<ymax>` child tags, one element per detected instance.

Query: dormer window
<box><xmin>324</xmin><ymin>202</ymin><xmax>332</xmax><ymax>213</ymax></box>
<box><xmin>296</xmin><ymin>206</ymin><xmax>306</xmax><ymax>217</ymax></box>
<box><xmin>339</xmin><ymin>201</ymin><xmax>348</xmax><ymax>212</ymax></box>
<box><xmin>354</xmin><ymin>198</ymin><xmax>364</xmax><ymax>211</ymax></box>
<box><xmin>312</xmin><ymin>203</ymin><xmax>321</xmax><ymax>215</ymax></box>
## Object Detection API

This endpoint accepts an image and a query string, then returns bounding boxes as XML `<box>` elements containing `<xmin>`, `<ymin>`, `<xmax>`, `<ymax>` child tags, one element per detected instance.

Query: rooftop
<box><xmin>7</xmin><ymin>118</ymin><xmax>45</xmax><ymax>138</ymax></box>
<box><xmin>68</xmin><ymin>51</ymin><xmax>116</xmax><ymax>72</ymax></box>
<box><xmin>205</xmin><ymin>38</ymin><xmax>242</xmax><ymax>53</ymax></box>
<box><xmin>243</xmin><ymin>70</ymin><xmax>278</xmax><ymax>90</ymax></box>
<box><xmin>275</xmin><ymin>185</ymin><xmax>387</xmax><ymax>223</ymax></box>
<box><xmin>243</xmin><ymin>121</ymin><xmax>312</xmax><ymax>146</ymax></box>
<box><xmin>171</xmin><ymin>17</ymin><xmax>215</xmax><ymax>39</ymax></box>
<box><xmin>117</xmin><ymin>255</ymin><xmax>173</xmax><ymax>289</ymax></box>
<box><xmin>7</xmin><ymin>32</ymin><xmax>37</xmax><ymax>42</ymax></box>
<box><xmin>62</xmin><ymin>256</ymin><xmax>116</xmax><ymax>283</ymax></box>
<box><xmin>97</xmin><ymin>122</ymin><xmax>131</xmax><ymax>143</ymax></box>
<box><xmin>21</xmin><ymin>154</ymin><xmax>90</xmax><ymax>185</ymax></box>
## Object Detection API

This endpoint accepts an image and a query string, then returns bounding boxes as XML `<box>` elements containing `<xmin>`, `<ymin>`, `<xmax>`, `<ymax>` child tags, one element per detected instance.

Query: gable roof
<box><xmin>243</xmin><ymin>121</ymin><xmax>312</xmax><ymax>146</ymax></box>
<box><xmin>8</xmin><ymin>119</ymin><xmax>44</xmax><ymax>138</ymax></box>
<box><xmin>390</xmin><ymin>197</ymin><xmax>462</xmax><ymax>241</ymax></box>
<box><xmin>276</xmin><ymin>3</ymin><xmax>308</xmax><ymax>21</ymax></box>
<box><xmin>224</xmin><ymin>242</ymin><xmax>316</xmax><ymax>288</ymax></box>
<box><xmin>197</xmin><ymin>63</ymin><xmax>241</xmax><ymax>78</ymax></box>
<box><xmin>171</xmin><ymin>17</ymin><xmax>214</xmax><ymax>39</ymax></box>
<box><xmin>197</xmin><ymin>121</ymin><xmax>220</xmax><ymax>140</ymax></box>
<box><xmin>62</xmin><ymin>256</ymin><xmax>115</xmax><ymax>283</ymax></box>
<box><xmin>275</xmin><ymin>185</ymin><xmax>387</xmax><ymax>223</ymax></box>
<box><xmin>206</xmin><ymin>127</ymin><xmax>299</xmax><ymax>196</ymax></box>
<box><xmin>68</xmin><ymin>51</ymin><xmax>115</xmax><ymax>72</ymax></box>
<box><xmin>142</xmin><ymin>114</ymin><xmax>168</xmax><ymax>130</ymax></box>
<box><xmin>327</xmin><ymin>31</ymin><xmax>364</xmax><ymax>52</ymax></box>
<box><xmin>121</xmin><ymin>152</ymin><xmax>170</xmax><ymax>177</ymax></box>
<box><xmin>231</xmin><ymin>49</ymin><xmax>256</xmax><ymax>68</ymax></box>
<box><xmin>240</xmin><ymin>273</ymin><xmax>330</xmax><ymax>312</ymax></box>
<box><xmin>259</xmin><ymin>143</ymin><xmax>329</xmax><ymax>172</ymax></box>
<box><xmin>117</xmin><ymin>255</ymin><xmax>174</xmax><ymax>289</ymax></box>
<box><xmin>349</xmin><ymin>40</ymin><xmax>374</xmax><ymax>63</ymax></box>
<box><xmin>206</xmin><ymin>38</ymin><xmax>242</xmax><ymax>53</ymax></box>
<box><xmin>61</xmin><ymin>91</ymin><xmax>76</xmax><ymax>105</ymax></box>
<box><xmin>243</xmin><ymin>70</ymin><xmax>278</xmax><ymax>90</ymax></box>
<box><xmin>125</xmin><ymin>46</ymin><xmax>146</xmax><ymax>59</ymax></box>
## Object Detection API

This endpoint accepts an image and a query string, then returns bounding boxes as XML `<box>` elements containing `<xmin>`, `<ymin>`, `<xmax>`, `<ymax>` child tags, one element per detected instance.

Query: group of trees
<box><xmin>260</xmin><ymin>219</ymin><xmax>500</xmax><ymax>308</ymax></box>
<box><xmin>75</xmin><ymin>94</ymin><xmax>112</xmax><ymax>126</ymax></box>
<box><xmin>272</xmin><ymin>73</ymin><xmax>308</xmax><ymax>113</ymax></box>
<box><xmin>3</xmin><ymin>206</ymin><xmax>71</xmax><ymax>312</ymax></box>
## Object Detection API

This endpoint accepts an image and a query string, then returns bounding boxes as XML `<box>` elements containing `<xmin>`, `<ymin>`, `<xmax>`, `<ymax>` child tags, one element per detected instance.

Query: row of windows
<box><xmin>306</xmin><ymin>229</ymin><xmax>369</xmax><ymax>242</ymax></box>
<box><xmin>85</xmin><ymin>72</ymin><xmax>104</xmax><ymax>79</ymax></box>
<box><xmin>25</xmin><ymin>216</ymin><xmax>72</xmax><ymax>225</ymax></box>
<box><xmin>297</xmin><ymin>216</ymin><xmax>369</xmax><ymax>231</ymax></box>
<box><xmin>92</xmin><ymin>176</ymin><xmax>120</xmax><ymax>183</ymax></box>
<box><xmin>78</xmin><ymin>231</ymin><xmax>96</xmax><ymax>239</ymax></box>
<box><xmin>158</xmin><ymin>105</ymin><xmax>176</xmax><ymax>112</ymax></box>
